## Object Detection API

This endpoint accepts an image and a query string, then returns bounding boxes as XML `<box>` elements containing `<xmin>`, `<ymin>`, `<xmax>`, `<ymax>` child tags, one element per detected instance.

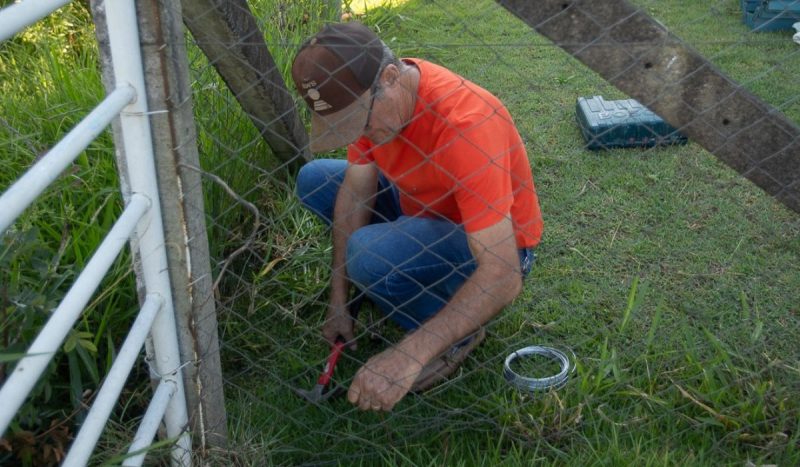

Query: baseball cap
<box><xmin>291</xmin><ymin>22</ymin><xmax>384</xmax><ymax>152</ymax></box>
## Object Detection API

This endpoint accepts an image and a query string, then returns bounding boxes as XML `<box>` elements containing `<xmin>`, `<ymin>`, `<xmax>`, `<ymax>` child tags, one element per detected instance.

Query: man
<box><xmin>292</xmin><ymin>22</ymin><xmax>542</xmax><ymax>412</ymax></box>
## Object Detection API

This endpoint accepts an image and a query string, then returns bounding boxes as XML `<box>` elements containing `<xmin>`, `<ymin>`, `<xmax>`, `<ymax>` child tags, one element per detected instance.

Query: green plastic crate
<box><xmin>575</xmin><ymin>96</ymin><xmax>687</xmax><ymax>150</ymax></box>
<box><xmin>744</xmin><ymin>0</ymin><xmax>800</xmax><ymax>31</ymax></box>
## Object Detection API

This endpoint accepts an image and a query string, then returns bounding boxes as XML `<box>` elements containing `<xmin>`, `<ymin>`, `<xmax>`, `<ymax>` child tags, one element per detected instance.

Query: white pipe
<box><xmin>0</xmin><ymin>194</ymin><xmax>149</xmax><ymax>437</ymax></box>
<box><xmin>123</xmin><ymin>380</ymin><xmax>177</xmax><ymax>467</ymax></box>
<box><xmin>0</xmin><ymin>85</ymin><xmax>136</xmax><ymax>233</ymax></box>
<box><xmin>62</xmin><ymin>294</ymin><xmax>164</xmax><ymax>467</ymax></box>
<box><xmin>0</xmin><ymin>0</ymin><xmax>71</xmax><ymax>43</ymax></box>
<box><xmin>104</xmin><ymin>0</ymin><xmax>192</xmax><ymax>464</ymax></box>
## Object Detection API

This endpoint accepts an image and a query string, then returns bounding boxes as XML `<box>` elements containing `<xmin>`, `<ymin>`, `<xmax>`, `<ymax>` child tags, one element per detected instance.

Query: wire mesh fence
<box><xmin>3</xmin><ymin>0</ymin><xmax>800</xmax><ymax>464</ymax></box>
<box><xmin>174</xmin><ymin>0</ymin><xmax>800</xmax><ymax>464</ymax></box>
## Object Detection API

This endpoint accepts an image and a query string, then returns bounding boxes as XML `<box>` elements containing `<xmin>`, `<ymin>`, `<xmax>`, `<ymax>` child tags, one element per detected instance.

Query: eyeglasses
<box><xmin>363</xmin><ymin>75</ymin><xmax>381</xmax><ymax>132</ymax></box>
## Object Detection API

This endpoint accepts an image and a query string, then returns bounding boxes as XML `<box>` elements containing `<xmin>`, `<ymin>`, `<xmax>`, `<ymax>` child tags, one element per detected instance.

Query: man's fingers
<box><xmin>322</xmin><ymin>313</ymin><xmax>357</xmax><ymax>349</ymax></box>
<box><xmin>348</xmin><ymin>369</ymin><xmax>381</xmax><ymax>411</ymax></box>
<box><xmin>322</xmin><ymin>329</ymin><xmax>337</xmax><ymax>347</ymax></box>
<box><xmin>347</xmin><ymin>367</ymin><xmax>403</xmax><ymax>412</ymax></box>
<box><xmin>347</xmin><ymin>350</ymin><xmax>419</xmax><ymax>412</ymax></box>
<box><xmin>344</xmin><ymin>329</ymin><xmax>358</xmax><ymax>350</ymax></box>
<box><xmin>347</xmin><ymin>371</ymin><xmax>362</xmax><ymax>405</ymax></box>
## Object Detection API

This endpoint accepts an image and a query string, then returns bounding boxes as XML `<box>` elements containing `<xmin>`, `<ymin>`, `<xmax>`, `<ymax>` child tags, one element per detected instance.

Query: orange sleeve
<box><xmin>347</xmin><ymin>137</ymin><xmax>374</xmax><ymax>165</ymax></box>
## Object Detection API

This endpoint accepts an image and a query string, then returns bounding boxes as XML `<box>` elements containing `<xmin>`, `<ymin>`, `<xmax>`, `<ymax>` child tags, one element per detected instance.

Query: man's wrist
<box><xmin>396</xmin><ymin>328</ymin><xmax>447</xmax><ymax>370</ymax></box>
<box><xmin>329</xmin><ymin>293</ymin><xmax>348</xmax><ymax>306</ymax></box>
<box><xmin>328</xmin><ymin>277</ymin><xmax>349</xmax><ymax>303</ymax></box>
<box><xmin>390</xmin><ymin>345</ymin><xmax>426</xmax><ymax>376</ymax></box>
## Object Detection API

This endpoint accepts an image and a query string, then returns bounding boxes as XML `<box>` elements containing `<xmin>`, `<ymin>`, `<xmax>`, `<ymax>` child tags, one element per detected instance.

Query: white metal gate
<box><xmin>0</xmin><ymin>0</ymin><xmax>192</xmax><ymax>465</ymax></box>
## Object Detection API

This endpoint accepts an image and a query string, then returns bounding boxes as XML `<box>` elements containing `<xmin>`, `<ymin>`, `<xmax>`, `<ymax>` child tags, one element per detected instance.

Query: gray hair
<box><xmin>379</xmin><ymin>42</ymin><xmax>401</xmax><ymax>69</ymax></box>
<box><xmin>371</xmin><ymin>43</ymin><xmax>403</xmax><ymax>92</ymax></box>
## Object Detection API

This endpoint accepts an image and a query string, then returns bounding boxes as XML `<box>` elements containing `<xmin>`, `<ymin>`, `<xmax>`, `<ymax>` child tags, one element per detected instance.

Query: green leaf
<box><xmin>67</xmin><ymin>350</ymin><xmax>83</xmax><ymax>409</ymax></box>
<box><xmin>76</xmin><ymin>344</ymin><xmax>100</xmax><ymax>384</ymax></box>
<box><xmin>750</xmin><ymin>321</ymin><xmax>763</xmax><ymax>343</ymax></box>
<box><xmin>620</xmin><ymin>276</ymin><xmax>647</xmax><ymax>333</ymax></box>
<box><xmin>619</xmin><ymin>277</ymin><xmax>638</xmax><ymax>333</ymax></box>
<box><xmin>78</xmin><ymin>338</ymin><xmax>97</xmax><ymax>354</ymax></box>
<box><xmin>645</xmin><ymin>305</ymin><xmax>662</xmax><ymax>351</ymax></box>
<box><xmin>0</xmin><ymin>352</ymin><xmax>42</xmax><ymax>363</ymax></box>
<box><xmin>63</xmin><ymin>331</ymin><xmax>77</xmax><ymax>353</ymax></box>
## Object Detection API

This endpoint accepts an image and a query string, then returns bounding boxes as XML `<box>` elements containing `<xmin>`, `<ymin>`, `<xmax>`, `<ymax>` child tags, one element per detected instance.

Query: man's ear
<box><xmin>380</xmin><ymin>64</ymin><xmax>401</xmax><ymax>87</ymax></box>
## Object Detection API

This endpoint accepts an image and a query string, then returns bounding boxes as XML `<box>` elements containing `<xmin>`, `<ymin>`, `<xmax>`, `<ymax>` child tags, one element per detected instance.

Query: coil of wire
<box><xmin>503</xmin><ymin>345</ymin><xmax>575</xmax><ymax>392</ymax></box>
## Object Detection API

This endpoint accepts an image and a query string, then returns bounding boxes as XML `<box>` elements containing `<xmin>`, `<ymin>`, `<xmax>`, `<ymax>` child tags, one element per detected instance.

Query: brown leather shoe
<box><xmin>410</xmin><ymin>327</ymin><xmax>486</xmax><ymax>392</ymax></box>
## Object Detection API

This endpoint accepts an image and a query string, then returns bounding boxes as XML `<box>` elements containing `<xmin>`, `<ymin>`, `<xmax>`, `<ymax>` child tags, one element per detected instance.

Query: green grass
<box><xmin>2</xmin><ymin>0</ymin><xmax>799</xmax><ymax>465</ymax></box>
<box><xmin>211</xmin><ymin>0</ymin><xmax>800</xmax><ymax>465</ymax></box>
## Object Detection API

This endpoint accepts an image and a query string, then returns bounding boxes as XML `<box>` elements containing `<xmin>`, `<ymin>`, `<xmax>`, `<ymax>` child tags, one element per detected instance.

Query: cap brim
<box><xmin>309</xmin><ymin>89</ymin><xmax>372</xmax><ymax>153</ymax></box>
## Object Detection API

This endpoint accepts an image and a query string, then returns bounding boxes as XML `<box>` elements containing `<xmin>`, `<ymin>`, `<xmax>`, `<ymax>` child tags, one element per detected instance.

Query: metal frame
<box><xmin>0</xmin><ymin>0</ymin><xmax>70</xmax><ymax>42</ymax></box>
<box><xmin>0</xmin><ymin>0</ymin><xmax>192</xmax><ymax>464</ymax></box>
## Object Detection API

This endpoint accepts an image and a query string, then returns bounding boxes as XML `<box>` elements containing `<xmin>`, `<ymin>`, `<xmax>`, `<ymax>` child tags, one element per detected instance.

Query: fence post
<box><xmin>496</xmin><ymin>0</ymin><xmax>800</xmax><ymax>213</ymax></box>
<box><xmin>180</xmin><ymin>0</ymin><xmax>311</xmax><ymax>169</ymax></box>
<box><xmin>90</xmin><ymin>0</ymin><xmax>228</xmax><ymax>454</ymax></box>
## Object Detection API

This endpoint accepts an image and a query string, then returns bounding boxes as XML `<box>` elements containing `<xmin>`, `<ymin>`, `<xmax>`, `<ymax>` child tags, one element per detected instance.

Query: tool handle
<box><xmin>317</xmin><ymin>340</ymin><xmax>345</xmax><ymax>386</ymax></box>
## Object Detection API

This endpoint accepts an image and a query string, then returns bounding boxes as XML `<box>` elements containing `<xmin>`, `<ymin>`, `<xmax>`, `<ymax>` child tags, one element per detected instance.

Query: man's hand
<box><xmin>322</xmin><ymin>303</ymin><xmax>357</xmax><ymax>350</ymax></box>
<box><xmin>347</xmin><ymin>347</ymin><xmax>424</xmax><ymax>412</ymax></box>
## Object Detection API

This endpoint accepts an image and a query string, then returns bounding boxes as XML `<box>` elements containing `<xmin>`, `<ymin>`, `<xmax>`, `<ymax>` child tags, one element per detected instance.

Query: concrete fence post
<box><xmin>91</xmin><ymin>0</ymin><xmax>228</xmax><ymax>453</ymax></box>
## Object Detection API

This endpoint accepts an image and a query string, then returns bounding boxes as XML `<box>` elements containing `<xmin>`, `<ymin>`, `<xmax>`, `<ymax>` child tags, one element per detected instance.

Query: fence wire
<box><xmin>5</xmin><ymin>0</ymin><xmax>799</xmax><ymax>464</ymax></box>
<box><xmin>169</xmin><ymin>0</ymin><xmax>800</xmax><ymax>464</ymax></box>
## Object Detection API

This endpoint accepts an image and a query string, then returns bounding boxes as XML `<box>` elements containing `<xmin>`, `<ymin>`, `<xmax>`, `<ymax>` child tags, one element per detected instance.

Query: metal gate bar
<box><xmin>0</xmin><ymin>193</ymin><xmax>150</xmax><ymax>431</ymax></box>
<box><xmin>0</xmin><ymin>0</ymin><xmax>70</xmax><ymax>42</ymax></box>
<box><xmin>62</xmin><ymin>293</ymin><xmax>164</xmax><ymax>467</ymax></box>
<box><xmin>0</xmin><ymin>0</ymin><xmax>193</xmax><ymax>464</ymax></box>
<box><xmin>0</xmin><ymin>85</ymin><xmax>136</xmax><ymax>233</ymax></box>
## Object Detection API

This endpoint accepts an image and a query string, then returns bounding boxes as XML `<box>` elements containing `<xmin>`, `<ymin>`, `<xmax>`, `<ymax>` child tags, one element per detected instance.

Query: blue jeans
<box><xmin>296</xmin><ymin>159</ymin><xmax>534</xmax><ymax>330</ymax></box>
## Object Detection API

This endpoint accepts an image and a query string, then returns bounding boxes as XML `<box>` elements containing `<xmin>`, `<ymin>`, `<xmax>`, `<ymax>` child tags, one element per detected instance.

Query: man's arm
<box><xmin>397</xmin><ymin>217</ymin><xmax>522</xmax><ymax>362</ymax></box>
<box><xmin>347</xmin><ymin>217</ymin><xmax>522</xmax><ymax>410</ymax></box>
<box><xmin>324</xmin><ymin>162</ymin><xmax>379</xmax><ymax>348</ymax></box>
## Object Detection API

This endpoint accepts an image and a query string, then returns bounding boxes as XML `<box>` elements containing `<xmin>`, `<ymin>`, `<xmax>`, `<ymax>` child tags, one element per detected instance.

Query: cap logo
<box><xmin>313</xmin><ymin>98</ymin><xmax>333</xmax><ymax>112</ymax></box>
<box><xmin>306</xmin><ymin>86</ymin><xmax>332</xmax><ymax>112</ymax></box>
<box><xmin>302</xmin><ymin>81</ymin><xmax>333</xmax><ymax>112</ymax></box>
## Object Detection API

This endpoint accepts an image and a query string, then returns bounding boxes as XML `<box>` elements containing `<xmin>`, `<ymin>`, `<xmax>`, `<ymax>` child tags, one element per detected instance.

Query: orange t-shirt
<box><xmin>347</xmin><ymin>59</ymin><xmax>542</xmax><ymax>248</ymax></box>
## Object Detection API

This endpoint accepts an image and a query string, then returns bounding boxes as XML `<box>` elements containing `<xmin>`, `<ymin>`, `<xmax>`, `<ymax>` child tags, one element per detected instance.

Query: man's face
<box><xmin>362</xmin><ymin>67</ymin><xmax>407</xmax><ymax>145</ymax></box>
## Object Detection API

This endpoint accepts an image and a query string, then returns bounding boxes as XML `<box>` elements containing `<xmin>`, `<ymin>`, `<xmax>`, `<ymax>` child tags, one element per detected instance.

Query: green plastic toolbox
<box><xmin>575</xmin><ymin>96</ymin><xmax>688</xmax><ymax>150</ymax></box>
<box><xmin>744</xmin><ymin>0</ymin><xmax>800</xmax><ymax>32</ymax></box>
<box><xmin>741</xmin><ymin>0</ymin><xmax>762</xmax><ymax>16</ymax></box>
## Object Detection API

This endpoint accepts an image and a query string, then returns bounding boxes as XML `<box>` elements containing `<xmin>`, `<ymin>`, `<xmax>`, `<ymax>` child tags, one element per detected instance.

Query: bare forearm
<box><xmin>330</xmin><ymin>195</ymin><xmax>371</xmax><ymax>302</ymax></box>
<box><xmin>397</xmin><ymin>263</ymin><xmax>521</xmax><ymax>365</ymax></box>
<box><xmin>329</xmin><ymin>165</ymin><xmax>378</xmax><ymax>304</ymax></box>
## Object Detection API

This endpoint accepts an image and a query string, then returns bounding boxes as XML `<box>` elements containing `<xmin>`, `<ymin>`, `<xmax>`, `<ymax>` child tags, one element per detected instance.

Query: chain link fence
<box><xmin>169</xmin><ymin>0</ymin><xmax>800</xmax><ymax>464</ymax></box>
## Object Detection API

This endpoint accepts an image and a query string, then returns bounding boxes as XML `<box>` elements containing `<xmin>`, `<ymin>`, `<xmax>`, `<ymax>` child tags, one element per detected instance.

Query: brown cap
<box><xmin>291</xmin><ymin>22</ymin><xmax>383</xmax><ymax>152</ymax></box>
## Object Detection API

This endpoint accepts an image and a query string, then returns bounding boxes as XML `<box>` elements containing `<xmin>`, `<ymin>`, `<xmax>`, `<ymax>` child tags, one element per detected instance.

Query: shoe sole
<box><xmin>410</xmin><ymin>327</ymin><xmax>486</xmax><ymax>393</ymax></box>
